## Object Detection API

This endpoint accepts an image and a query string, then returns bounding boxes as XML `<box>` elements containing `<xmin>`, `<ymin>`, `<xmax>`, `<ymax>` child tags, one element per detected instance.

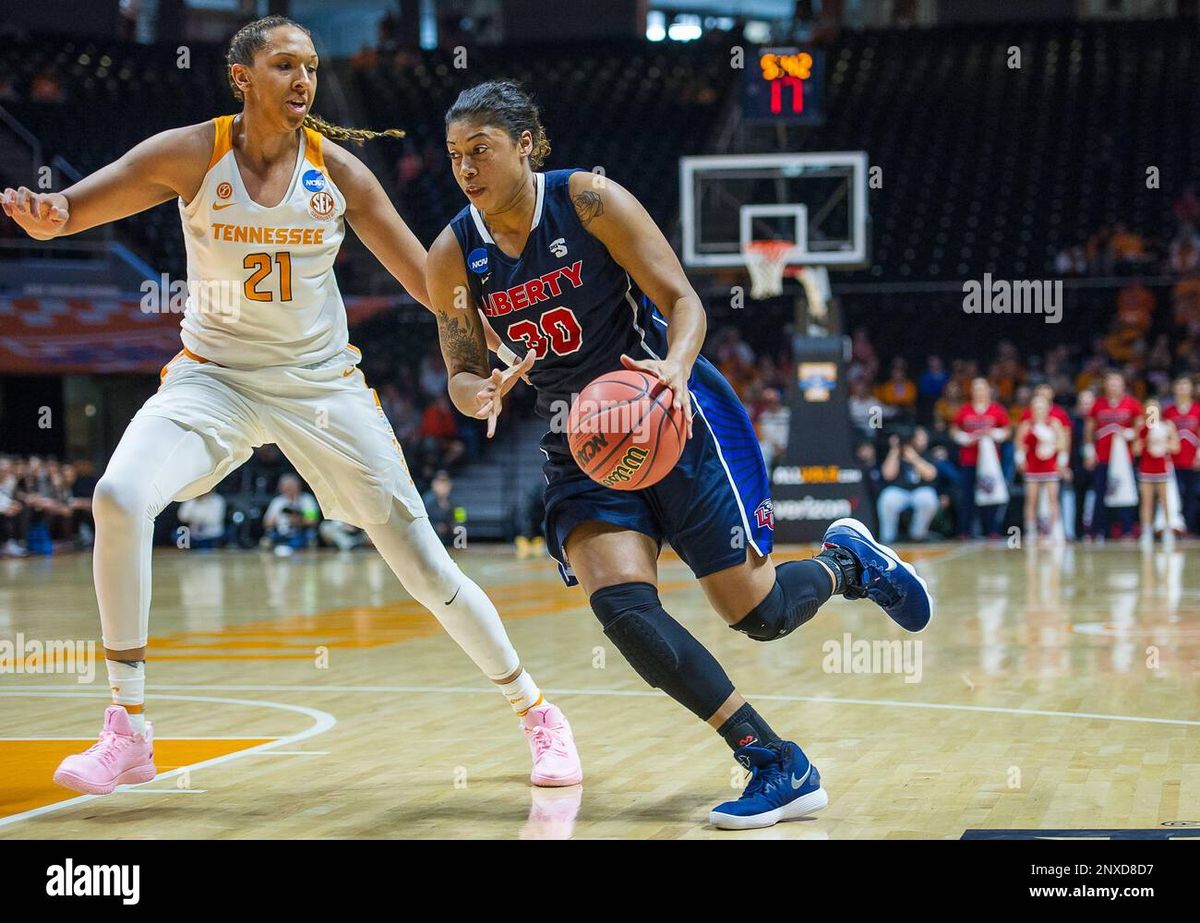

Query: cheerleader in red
<box><xmin>1165</xmin><ymin>375</ymin><xmax>1200</xmax><ymax>534</ymax></box>
<box><xmin>1134</xmin><ymin>398</ymin><xmax>1181</xmax><ymax>545</ymax></box>
<box><xmin>1016</xmin><ymin>395</ymin><xmax>1067</xmax><ymax>543</ymax></box>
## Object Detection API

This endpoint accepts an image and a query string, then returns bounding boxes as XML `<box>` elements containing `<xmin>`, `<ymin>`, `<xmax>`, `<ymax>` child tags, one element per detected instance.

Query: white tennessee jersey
<box><xmin>177</xmin><ymin>114</ymin><xmax>348</xmax><ymax>369</ymax></box>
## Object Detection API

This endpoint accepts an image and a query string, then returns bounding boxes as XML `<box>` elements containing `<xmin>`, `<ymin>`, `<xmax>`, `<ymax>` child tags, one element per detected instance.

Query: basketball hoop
<box><xmin>743</xmin><ymin>240</ymin><xmax>793</xmax><ymax>299</ymax></box>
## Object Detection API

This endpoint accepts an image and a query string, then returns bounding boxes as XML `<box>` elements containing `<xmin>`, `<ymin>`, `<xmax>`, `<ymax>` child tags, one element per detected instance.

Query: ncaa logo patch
<box><xmin>216</xmin><ymin>181</ymin><xmax>233</xmax><ymax>200</ymax></box>
<box><xmin>467</xmin><ymin>247</ymin><xmax>490</xmax><ymax>274</ymax></box>
<box><xmin>754</xmin><ymin>498</ymin><xmax>775</xmax><ymax>530</ymax></box>
<box><xmin>309</xmin><ymin>191</ymin><xmax>336</xmax><ymax>221</ymax></box>
<box><xmin>302</xmin><ymin>169</ymin><xmax>326</xmax><ymax>192</ymax></box>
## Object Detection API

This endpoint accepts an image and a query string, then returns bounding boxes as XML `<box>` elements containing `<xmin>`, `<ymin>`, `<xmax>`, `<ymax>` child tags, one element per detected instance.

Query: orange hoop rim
<box><xmin>743</xmin><ymin>239</ymin><xmax>795</xmax><ymax>260</ymax></box>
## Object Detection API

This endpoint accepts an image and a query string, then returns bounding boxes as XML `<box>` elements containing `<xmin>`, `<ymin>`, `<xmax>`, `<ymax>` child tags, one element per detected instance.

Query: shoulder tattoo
<box><xmin>572</xmin><ymin>190</ymin><xmax>604</xmax><ymax>228</ymax></box>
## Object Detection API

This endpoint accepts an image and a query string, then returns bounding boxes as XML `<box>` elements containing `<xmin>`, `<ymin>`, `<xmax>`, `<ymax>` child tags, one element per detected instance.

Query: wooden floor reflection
<box><xmin>1</xmin><ymin>540</ymin><xmax>1196</xmax><ymax>839</ymax></box>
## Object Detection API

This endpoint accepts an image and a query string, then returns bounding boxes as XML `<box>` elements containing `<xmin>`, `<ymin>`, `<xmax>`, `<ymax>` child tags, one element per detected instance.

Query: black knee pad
<box><xmin>590</xmin><ymin>581</ymin><xmax>733</xmax><ymax>720</ymax></box>
<box><xmin>731</xmin><ymin>561</ymin><xmax>825</xmax><ymax>642</ymax></box>
<box><xmin>590</xmin><ymin>582</ymin><xmax>679</xmax><ymax>687</ymax></box>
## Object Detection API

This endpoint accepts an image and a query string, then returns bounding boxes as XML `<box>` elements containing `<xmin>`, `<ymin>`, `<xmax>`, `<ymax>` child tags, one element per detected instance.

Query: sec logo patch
<box><xmin>309</xmin><ymin>191</ymin><xmax>336</xmax><ymax>221</ymax></box>
<box><xmin>216</xmin><ymin>181</ymin><xmax>233</xmax><ymax>200</ymax></box>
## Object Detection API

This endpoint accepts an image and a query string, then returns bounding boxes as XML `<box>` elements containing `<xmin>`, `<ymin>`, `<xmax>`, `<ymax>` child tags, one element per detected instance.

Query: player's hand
<box><xmin>478</xmin><ymin>310</ymin><xmax>531</xmax><ymax>384</ymax></box>
<box><xmin>1</xmin><ymin>187</ymin><xmax>69</xmax><ymax>239</ymax></box>
<box><xmin>475</xmin><ymin>350</ymin><xmax>535</xmax><ymax>439</ymax></box>
<box><xmin>620</xmin><ymin>354</ymin><xmax>694</xmax><ymax>439</ymax></box>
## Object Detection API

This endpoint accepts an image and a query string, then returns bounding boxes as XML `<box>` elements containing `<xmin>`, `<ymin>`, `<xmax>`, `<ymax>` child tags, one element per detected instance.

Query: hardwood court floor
<box><xmin>1</xmin><ymin>540</ymin><xmax>1197</xmax><ymax>839</ymax></box>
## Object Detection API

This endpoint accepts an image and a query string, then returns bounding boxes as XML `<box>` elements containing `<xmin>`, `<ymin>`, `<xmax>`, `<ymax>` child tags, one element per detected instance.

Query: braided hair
<box><xmin>226</xmin><ymin>16</ymin><xmax>404</xmax><ymax>144</ymax></box>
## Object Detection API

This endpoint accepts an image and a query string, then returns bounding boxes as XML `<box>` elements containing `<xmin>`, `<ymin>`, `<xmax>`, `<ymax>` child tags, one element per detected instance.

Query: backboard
<box><xmin>679</xmin><ymin>152</ymin><xmax>870</xmax><ymax>269</ymax></box>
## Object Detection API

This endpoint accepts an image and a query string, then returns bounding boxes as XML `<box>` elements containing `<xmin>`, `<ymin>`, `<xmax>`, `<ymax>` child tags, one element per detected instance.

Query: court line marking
<box><xmin>5</xmin><ymin>682</ymin><xmax>1191</xmax><ymax>729</ymax></box>
<box><xmin>0</xmin><ymin>691</ymin><xmax>335</xmax><ymax>829</ymax></box>
<box><xmin>241</xmin><ymin>750</ymin><xmax>329</xmax><ymax>756</ymax></box>
<box><xmin>0</xmin><ymin>736</ymin><xmax>282</xmax><ymax>741</ymax></box>
<box><xmin>914</xmin><ymin>544</ymin><xmax>984</xmax><ymax>564</ymax></box>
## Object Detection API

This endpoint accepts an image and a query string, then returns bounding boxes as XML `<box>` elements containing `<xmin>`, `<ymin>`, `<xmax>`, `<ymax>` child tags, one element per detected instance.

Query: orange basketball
<box><xmin>567</xmin><ymin>369</ymin><xmax>687</xmax><ymax>490</ymax></box>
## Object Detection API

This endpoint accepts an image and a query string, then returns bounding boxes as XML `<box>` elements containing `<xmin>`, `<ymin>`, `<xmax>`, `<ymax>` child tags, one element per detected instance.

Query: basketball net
<box><xmin>743</xmin><ymin>240</ymin><xmax>793</xmax><ymax>300</ymax></box>
<box><xmin>796</xmin><ymin>265</ymin><xmax>830</xmax><ymax>324</ymax></box>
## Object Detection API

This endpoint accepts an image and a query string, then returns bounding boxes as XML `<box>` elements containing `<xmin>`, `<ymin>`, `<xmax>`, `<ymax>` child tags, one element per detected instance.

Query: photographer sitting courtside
<box><xmin>422</xmin><ymin>470</ymin><xmax>465</xmax><ymax>547</ymax></box>
<box><xmin>876</xmin><ymin>427</ymin><xmax>940</xmax><ymax>543</ymax></box>
<box><xmin>262</xmin><ymin>474</ymin><xmax>319</xmax><ymax>555</ymax></box>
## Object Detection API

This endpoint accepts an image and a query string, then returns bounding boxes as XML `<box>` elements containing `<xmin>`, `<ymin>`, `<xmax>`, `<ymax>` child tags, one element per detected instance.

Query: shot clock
<box><xmin>742</xmin><ymin>47</ymin><xmax>825</xmax><ymax>125</ymax></box>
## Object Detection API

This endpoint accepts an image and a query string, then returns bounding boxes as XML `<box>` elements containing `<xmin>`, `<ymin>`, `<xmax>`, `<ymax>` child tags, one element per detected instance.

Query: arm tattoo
<box><xmin>572</xmin><ymin>190</ymin><xmax>604</xmax><ymax>228</ymax></box>
<box><xmin>436</xmin><ymin>308</ymin><xmax>489</xmax><ymax>378</ymax></box>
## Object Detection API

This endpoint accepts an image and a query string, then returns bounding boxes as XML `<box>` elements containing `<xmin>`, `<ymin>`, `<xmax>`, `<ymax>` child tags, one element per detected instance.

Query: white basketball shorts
<box><xmin>137</xmin><ymin>344</ymin><xmax>424</xmax><ymax>527</ymax></box>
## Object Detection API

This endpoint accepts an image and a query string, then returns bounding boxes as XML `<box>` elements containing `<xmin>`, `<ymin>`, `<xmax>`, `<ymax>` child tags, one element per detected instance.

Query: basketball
<box><xmin>567</xmin><ymin>369</ymin><xmax>686</xmax><ymax>490</ymax></box>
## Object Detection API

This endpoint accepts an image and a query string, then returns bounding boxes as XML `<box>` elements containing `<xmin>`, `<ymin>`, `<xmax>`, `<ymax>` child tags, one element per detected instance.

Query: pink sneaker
<box><xmin>53</xmin><ymin>706</ymin><xmax>156</xmax><ymax>795</ymax></box>
<box><xmin>521</xmin><ymin>703</ymin><xmax>582</xmax><ymax>787</ymax></box>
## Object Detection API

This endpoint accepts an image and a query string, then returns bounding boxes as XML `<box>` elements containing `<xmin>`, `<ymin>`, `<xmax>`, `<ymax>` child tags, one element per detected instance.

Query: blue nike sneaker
<box><xmin>820</xmin><ymin>517</ymin><xmax>933</xmax><ymax>632</ymax></box>
<box><xmin>709</xmin><ymin>741</ymin><xmax>827</xmax><ymax>830</ymax></box>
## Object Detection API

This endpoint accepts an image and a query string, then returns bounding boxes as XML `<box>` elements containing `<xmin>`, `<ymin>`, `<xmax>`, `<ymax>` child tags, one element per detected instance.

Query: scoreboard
<box><xmin>742</xmin><ymin>47</ymin><xmax>825</xmax><ymax>126</ymax></box>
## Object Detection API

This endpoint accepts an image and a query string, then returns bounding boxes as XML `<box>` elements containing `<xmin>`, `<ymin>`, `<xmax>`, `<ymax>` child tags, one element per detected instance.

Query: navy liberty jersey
<box><xmin>450</xmin><ymin>169</ymin><xmax>669</xmax><ymax>419</ymax></box>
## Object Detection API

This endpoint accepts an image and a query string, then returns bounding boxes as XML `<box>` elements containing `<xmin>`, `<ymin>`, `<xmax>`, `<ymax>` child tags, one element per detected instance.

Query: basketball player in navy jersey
<box><xmin>426</xmin><ymin>81</ymin><xmax>933</xmax><ymax>829</ymax></box>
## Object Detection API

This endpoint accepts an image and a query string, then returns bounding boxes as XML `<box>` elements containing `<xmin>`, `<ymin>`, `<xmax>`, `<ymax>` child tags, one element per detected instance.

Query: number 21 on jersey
<box><xmin>243</xmin><ymin>251</ymin><xmax>292</xmax><ymax>303</ymax></box>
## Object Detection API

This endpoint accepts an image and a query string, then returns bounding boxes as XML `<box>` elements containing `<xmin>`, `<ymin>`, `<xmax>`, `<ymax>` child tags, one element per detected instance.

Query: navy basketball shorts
<box><xmin>541</xmin><ymin>356</ymin><xmax>775</xmax><ymax>587</ymax></box>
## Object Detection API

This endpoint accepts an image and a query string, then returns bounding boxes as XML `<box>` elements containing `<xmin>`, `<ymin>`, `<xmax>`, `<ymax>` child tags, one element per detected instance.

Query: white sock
<box><xmin>106</xmin><ymin>659</ymin><xmax>146</xmax><ymax>733</ymax></box>
<box><xmin>500</xmin><ymin>670</ymin><xmax>543</xmax><ymax>715</ymax></box>
<box><xmin>124</xmin><ymin>712</ymin><xmax>147</xmax><ymax>736</ymax></box>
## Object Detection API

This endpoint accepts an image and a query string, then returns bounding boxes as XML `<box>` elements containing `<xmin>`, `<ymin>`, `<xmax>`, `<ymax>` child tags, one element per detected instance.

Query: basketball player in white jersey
<box><xmin>1</xmin><ymin>15</ymin><xmax>580</xmax><ymax>796</ymax></box>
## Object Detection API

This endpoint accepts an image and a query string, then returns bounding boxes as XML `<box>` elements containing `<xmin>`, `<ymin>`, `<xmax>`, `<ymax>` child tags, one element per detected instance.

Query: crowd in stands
<box><xmin>843</xmin><ymin>333</ymin><xmax>1200</xmax><ymax>545</ymax></box>
<box><xmin>0</xmin><ymin>308</ymin><xmax>482</xmax><ymax>558</ymax></box>
<box><xmin>705</xmin><ymin>326</ymin><xmax>797</xmax><ymax>470</ymax></box>
<box><xmin>697</xmin><ymin>201</ymin><xmax>1200</xmax><ymax>546</ymax></box>
<box><xmin>12</xmin><ymin>273</ymin><xmax>1200</xmax><ymax>555</ymax></box>
<box><xmin>1055</xmin><ymin>188</ymin><xmax>1200</xmax><ymax>279</ymax></box>
<box><xmin>0</xmin><ymin>456</ymin><xmax>96</xmax><ymax>556</ymax></box>
<box><xmin>1</xmin><ymin>444</ymin><xmax>468</xmax><ymax>557</ymax></box>
<box><xmin>7</xmin><ymin>326</ymin><xmax>1200</xmax><ymax>554</ymax></box>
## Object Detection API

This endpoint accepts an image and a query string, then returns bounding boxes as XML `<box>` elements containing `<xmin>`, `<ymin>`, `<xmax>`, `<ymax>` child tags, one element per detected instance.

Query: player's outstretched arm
<box><xmin>1</xmin><ymin>123</ymin><xmax>211</xmax><ymax>240</ymax></box>
<box><xmin>427</xmin><ymin>227</ymin><xmax>533</xmax><ymax>437</ymax></box>
<box><xmin>569</xmin><ymin>171</ymin><xmax>703</xmax><ymax>437</ymax></box>
<box><xmin>325</xmin><ymin>141</ymin><xmax>431</xmax><ymax>309</ymax></box>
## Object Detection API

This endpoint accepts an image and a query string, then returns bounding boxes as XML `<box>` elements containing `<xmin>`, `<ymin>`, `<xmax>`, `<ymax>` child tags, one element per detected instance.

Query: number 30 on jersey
<box><xmin>506</xmin><ymin>306</ymin><xmax>582</xmax><ymax>359</ymax></box>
